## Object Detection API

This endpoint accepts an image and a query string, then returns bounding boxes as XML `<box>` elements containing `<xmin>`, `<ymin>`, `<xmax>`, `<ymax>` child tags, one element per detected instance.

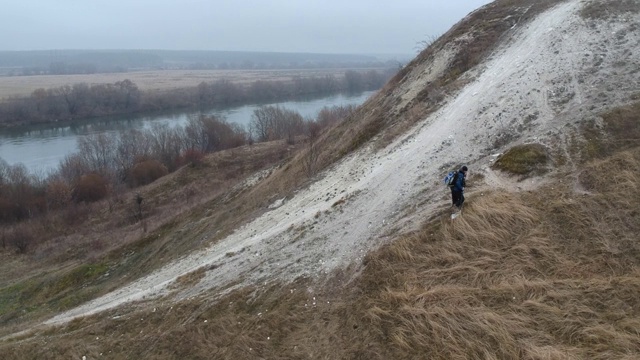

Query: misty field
<box><xmin>0</xmin><ymin>68</ymin><xmax>376</xmax><ymax>99</ymax></box>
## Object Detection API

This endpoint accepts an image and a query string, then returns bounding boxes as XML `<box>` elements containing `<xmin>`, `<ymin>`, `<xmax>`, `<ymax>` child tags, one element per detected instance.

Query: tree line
<box><xmin>0</xmin><ymin>104</ymin><xmax>356</xmax><ymax>244</ymax></box>
<box><xmin>0</xmin><ymin>69</ymin><xmax>394</xmax><ymax>127</ymax></box>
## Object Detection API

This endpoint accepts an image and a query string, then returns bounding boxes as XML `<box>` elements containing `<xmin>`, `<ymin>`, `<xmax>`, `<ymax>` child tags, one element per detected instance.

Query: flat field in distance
<box><xmin>0</xmin><ymin>68</ymin><xmax>378</xmax><ymax>99</ymax></box>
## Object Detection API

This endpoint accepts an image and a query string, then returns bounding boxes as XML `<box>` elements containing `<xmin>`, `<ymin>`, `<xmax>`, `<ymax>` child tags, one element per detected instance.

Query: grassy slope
<box><xmin>2</xmin><ymin>0</ymin><xmax>640</xmax><ymax>358</ymax></box>
<box><xmin>2</xmin><ymin>100</ymin><xmax>639</xmax><ymax>360</ymax></box>
<box><xmin>0</xmin><ymin>140</ymin><xmax>302</xmax><ymax>334</ymax></box>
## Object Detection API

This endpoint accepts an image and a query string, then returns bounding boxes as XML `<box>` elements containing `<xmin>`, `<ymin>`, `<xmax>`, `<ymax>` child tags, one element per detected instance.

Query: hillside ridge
<box><xmin>39</xmin><ymin>0</ymin><xmax>640</xmax><ymax>326</ymax></box>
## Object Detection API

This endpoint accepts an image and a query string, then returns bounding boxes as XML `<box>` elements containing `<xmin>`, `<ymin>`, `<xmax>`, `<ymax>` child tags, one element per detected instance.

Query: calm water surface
<box><xmin>0</xmin><ymin>91</ymin><xmax>375</xmax><ymax>174</ymax></box>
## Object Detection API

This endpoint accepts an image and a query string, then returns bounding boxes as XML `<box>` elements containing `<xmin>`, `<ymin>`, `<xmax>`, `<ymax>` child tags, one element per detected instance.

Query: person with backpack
<box><xmin>450</xmin><ymin>166</ymin><xmax>467</xmax><ymax>211</ymax></box>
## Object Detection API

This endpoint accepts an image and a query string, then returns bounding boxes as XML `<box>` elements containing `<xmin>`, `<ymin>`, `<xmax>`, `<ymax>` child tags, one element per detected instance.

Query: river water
<box><xmin>0</xmin><ymin>91</ymin><xmax>375</xmax><ymax>174</ymax></box>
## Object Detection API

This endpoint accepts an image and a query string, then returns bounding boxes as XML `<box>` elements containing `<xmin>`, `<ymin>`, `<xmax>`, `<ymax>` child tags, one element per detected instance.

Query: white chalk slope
<box><xmin>47</xmin><ymin>0</ymin><xmax>640</xmax><ymax>324</ymax></box>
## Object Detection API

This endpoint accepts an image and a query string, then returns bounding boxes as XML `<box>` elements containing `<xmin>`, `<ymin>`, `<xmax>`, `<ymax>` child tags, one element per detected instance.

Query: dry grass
<box><xmin>0</xmin><ymin>68</ymin><xmax>373</xmax><ymax>99</ymax></box>
<box><xmin>1</xmin><ymin>2</ymin><xmax>639</xmax><ymax>357</ymax></box>
<box><xmin>580</xmin><ymin>0</ymin><xmax>640</xmax><ymax>20</ymax></box>
<box><xmin>574</xmin><ymin>101</ymin><xmax>640</xmax><ymax>161</ymax></box>
<box><xmin>0</xmin><ymin>140</ymin><xmax>301</xmax><ymax>331</ymax></box>
<box><xmin>3</xmin><ymin>143</ymin><xmax>639</xmax><ymax>359</ymax></box>
<box><xmin>493</xmin><ymin>143</ymin><xmax>549</xmax><ymax>177</ymax></box>
<box><xmin>169</xmin><ymin>267</ymin><xmax>207</xmax><ymax>291</ymax></box>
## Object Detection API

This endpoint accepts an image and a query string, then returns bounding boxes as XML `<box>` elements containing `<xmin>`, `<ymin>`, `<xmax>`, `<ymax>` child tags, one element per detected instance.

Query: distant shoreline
<box><xmin>0</xmin><ymin>68</ymin><xmax>395</xmax><ymax>129</ymax></box>
<box><xmin>0</xmin><ymin>67</ymin><xmax>392</xmax><ymax>99</ymax></box>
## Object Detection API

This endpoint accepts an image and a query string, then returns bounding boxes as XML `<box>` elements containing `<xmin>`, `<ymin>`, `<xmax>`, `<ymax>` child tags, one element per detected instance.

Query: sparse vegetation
<box><xmin>5</xmin><ymin>226</ymin><xmax>34</xmax><ymax>254</ymax></box>
<box><xmin>2</xmin><ymin>143</ymin><xmax>639</xmax><ymax>358</ymax></box>
<box><xmin>493</xmin><ymin>143</ymin><xmax>549</xmax><ymax>176</ymax></box>
<box><xmin>580</xmin><ymin>0</ymin><xmax>640</xmax><ymax>20</ymax></box>
<box><xmin>0</xmin><ymin>138</ymin><xmax>308</xmax><ymax>329</ymax></box>
<box><xmin>298</xmin><ymin>0</ymin><xmax>570</xmax><ymax>174</ymax></box>
<box><xmin>129</xmin><ymin>160</ymin><xmax>169</xmax><ymax>187</ymax></box>
<box><xmin>0</xmin><ymin>102</ymin><xmax>357</xmax><ymax>236</ymax></box>
<box><xmin>170</xmin><ymin>267</ymin><xmax>207</xmax><ymax>290</ymax></box>
<box><xmin>250</xmin><ymin>105</ymin><xmax>304</xmax><ymax>143</ymax></box>
<box><xmin>600</xmin><ymin>101</ymin><xmax>640</xmax><ymax>152</ymax></box>
<box><xmin>573</xmin><ymin>101</ymin><xmax>640</xmax><ymax>161</ymax></box>
<box><xmin>0</xmin><ymin>0</ymin><xmax>639</xmax><ymax>357</ymax></box>
<box><xmin>72</xmin><ymin>173</ymin><xmax>108</xmax><ymax>203</ymax></box>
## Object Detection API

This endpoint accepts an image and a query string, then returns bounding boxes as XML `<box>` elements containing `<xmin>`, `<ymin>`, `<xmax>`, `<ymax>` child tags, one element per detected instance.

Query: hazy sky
<box><xmin>1</xmin><ymin>0</ymin><xmax>492</xmax><ymax>54</ymax></box>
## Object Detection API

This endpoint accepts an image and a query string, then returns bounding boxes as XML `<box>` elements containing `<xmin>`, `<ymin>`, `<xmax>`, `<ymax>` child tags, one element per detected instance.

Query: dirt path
<box><xmin>45</xmin><ymin>0</ymin><xmax>640</xmax><ymax>325</ymax></box>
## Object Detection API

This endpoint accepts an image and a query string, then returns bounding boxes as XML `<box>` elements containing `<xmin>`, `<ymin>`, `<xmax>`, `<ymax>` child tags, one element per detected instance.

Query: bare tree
<box><xmin>303</xmin><ymin>141</ymin><xmax>320</xmax><ymax>178</ymax></box>
<box><xmin>115</xmin><ymin>129</ymin><xmax>151</xmax><ymax>182</ymax></box>
<box><xmin>149</xmin><ymin>123</ymin><xmax>184</xmax><ymax>171</ymax></box>
<box><xmin>55</xmin><ymin>84</ymin><xmax>91</xmax><ymax>116</ymax></box>
<box><xmin>316</xmin><ymin>105</ymin><xmax>356</xmax><ymax>129</ymax></box>
<box><xmin>58</xmin><ymin>153</ymin><xmax>90</xmax><ymax>185</ymax></box>
<box><xmin>115</xmin><ymin>79</ymin><xmax>140</xmax><ymax>109</ymax></box>
<box><xmin>414</xmin><ymin>34</ymin><xmax>441</xmax><ymax>53</ymax></box>
<box><xmin>77</xmin><ymin>133</ymin><xmax>117</xmax><ymax>178</ymax></box>
<box><xmin>251</xmin><ymin>106</ymin><xmax>304</xmax><ymax>142</ymax></box>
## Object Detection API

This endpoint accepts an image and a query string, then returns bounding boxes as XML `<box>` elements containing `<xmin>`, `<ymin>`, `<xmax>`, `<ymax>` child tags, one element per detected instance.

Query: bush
<box><xmin>72</xmin><ymin>173</ymin><xmax>108</xmax><ymax>203</ymax></box>
<box><xmin>63</xmin><ymin>202</ymin><xmax>90</xmax><ymax>226</ymax></box>
<box><xmin>0</xmin><ymin>197</ymin><xmax>25</xmax><ymax>223</ymax></box>
<box><xmin>601</xmin><ymin>101</ymin><xmax>640</xmax><ymax>153</ymax></box>
<box><xmin>45</xmin><ymin>179</ymin><xmax>71</xmax><ymax>209</ymax></box>
<box><xmin>129</xmin><ymin>159</ymin><xmax>168</xmax><ymax>187</ymax></box>
<box><xmin>7</xmin><ymin>226</ymin><xmax>34</xmax><ymax>254</ymax></box>
<box><xmin>493</xmin><ymin>143</ymin><xmax>549</xmax><ymax>176</ymax></box>
<box><xmin>179</xmin><ymin>149</ymin><xmax>206</xmax><ymax>168</ymax></box>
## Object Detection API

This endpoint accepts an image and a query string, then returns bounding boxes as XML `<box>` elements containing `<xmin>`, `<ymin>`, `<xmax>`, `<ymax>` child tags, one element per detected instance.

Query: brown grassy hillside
<box><xmin>0</xmin><ymin>140</ymin><xmax>303</xmax><ymax>334</ymax></box>
<box><xmin>1</xmin><ymin>0</ymin><xmax>640</xmax><ymax>358</ymax></box>
<box><xmin>2</xmin><ymin>100</ymin><xmax>638</xmax><ymax>359</ymax></box>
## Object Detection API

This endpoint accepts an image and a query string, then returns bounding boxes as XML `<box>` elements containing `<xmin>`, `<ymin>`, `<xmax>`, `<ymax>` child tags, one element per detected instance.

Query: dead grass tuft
<box><xmin>493</xmin><ymin>143</ymin><xmax>549</xmax><ymax>176</ymax></box>
<box><xmin>170</xmin><ymin>267</ymin><xmax>206</xmax><ymax>291</ymax></box>
<box><xmin>580</xmin><ymin>0</ymin><xmax>640</xmax><ymax>20</ymax></box>
<box><xmin>574</xmin><ymin>101</ymin><xmax>640</xmax><ymax>161</ymax></box>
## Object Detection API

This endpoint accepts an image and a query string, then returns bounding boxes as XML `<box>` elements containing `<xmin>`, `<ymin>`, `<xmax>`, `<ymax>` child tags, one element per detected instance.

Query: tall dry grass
<box><xmin>580</xmin><ymin>0</ymin><xmax>640</xmax><ymax>20</ymax></box>
<box><xmin>3</xmin><ymin>144</ymin><xmax>639</xmax><ymax>359</ymax></box>
<box><xmin>357</xmin><ymin>147</ymin><xmax>640</xmax><ymax>359</ymax></box>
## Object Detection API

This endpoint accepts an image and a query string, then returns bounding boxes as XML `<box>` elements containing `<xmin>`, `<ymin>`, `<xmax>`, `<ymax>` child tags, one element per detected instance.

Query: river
<box><xmin>0</xmin><ymin>91</ymin><xmax>375</xmax><ymax>174</ymax></box>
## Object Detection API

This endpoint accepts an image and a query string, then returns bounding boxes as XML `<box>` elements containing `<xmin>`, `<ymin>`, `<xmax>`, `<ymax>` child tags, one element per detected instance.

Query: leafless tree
<box><xmin>115</xmin><ymin>129</ymin><xmax>152</xmax><ymax>182</ymax></box>
<box><xmin>251</xmin><ymin>106</ymin><xmax>304</xmax><ymax>142</ymax></box>
<box><xmin>303</xmin><ymin>122</ymin><xmax>322</xmax><ymax>177</ymax></box>
<box><xmin>77</xmin><ymin>133</ymin><xmax>117</xmax><ymax>178</ymax></box>
<box><xmin>414</xmin><ymin>34</ymin><xmax>441</xmax><ymax>53</ymax></box>
<box><xmin>149</xmin><ymin>123</ymin><xmax>184</xmax><ymax>171</ymax></box>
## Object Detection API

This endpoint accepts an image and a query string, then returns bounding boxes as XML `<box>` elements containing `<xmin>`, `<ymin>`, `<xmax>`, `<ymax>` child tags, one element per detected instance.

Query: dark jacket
<box><xmin>452</xmin><ymin>171</ymin><xmax>466</xmax><ymax>192</ymax></box>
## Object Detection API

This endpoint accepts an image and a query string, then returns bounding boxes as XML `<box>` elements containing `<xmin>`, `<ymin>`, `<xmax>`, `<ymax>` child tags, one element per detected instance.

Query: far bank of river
<box><xmin>0</xmin><ymin>91</ymin><xmax>375</xmax><ymax>174</ymax></box>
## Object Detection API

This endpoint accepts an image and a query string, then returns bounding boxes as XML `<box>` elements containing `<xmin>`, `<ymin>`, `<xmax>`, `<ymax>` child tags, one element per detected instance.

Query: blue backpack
<box><xmin>443</xmin><ymin>171</ymin><xmax>458</xmax><ymax>187</ymax></box>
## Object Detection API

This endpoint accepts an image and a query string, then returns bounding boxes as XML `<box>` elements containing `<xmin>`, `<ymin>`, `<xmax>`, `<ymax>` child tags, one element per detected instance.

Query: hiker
<box><xmin>451</xmin><ymin>166</ymin><xmax>467</xmax><ymax>211</ymax></box>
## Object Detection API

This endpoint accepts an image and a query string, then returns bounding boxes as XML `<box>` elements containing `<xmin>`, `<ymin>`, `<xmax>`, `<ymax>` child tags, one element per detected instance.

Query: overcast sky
<box><xmin>1</xmin><ymin>0</ymin><xmax>492</xmax><ymax>55</ymax></box>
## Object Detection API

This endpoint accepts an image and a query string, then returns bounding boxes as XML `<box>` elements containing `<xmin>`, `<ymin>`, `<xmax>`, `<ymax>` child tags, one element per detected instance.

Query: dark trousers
<box><xmin>451</xmin><ymin>189</ymin><xmax>464</xmax><ymax>209</ymax></box>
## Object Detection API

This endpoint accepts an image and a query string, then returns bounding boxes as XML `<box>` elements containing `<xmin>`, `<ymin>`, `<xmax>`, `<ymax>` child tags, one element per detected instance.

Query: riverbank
<box><xmin>0</xmin><ymin>68</ymin><xmax>395</xmax><ymax>129</ymax></box>
<box><xmin>0</xmin><ymin>91</ymin><xmax>375</xmax><ymax>174</ymax></box>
